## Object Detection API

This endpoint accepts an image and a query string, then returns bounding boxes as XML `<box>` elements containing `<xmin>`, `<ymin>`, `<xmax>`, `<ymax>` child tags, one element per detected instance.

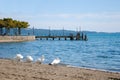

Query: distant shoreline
<box><xmin>0</xmin><ymin>59</ymin><xmax>120</xmax><ymax>80</ymax></box>
<box><xmin>0</xmin><ymin>36</ymin><xmax>35</xmax><ymax>42</ymax></box>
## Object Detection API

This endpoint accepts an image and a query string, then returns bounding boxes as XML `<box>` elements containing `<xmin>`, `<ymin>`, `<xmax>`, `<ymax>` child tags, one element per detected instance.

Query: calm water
<box><xmin>0</xmin><ymin>33</ymin><xmax>120</xmax><ymax>72</ymax></box>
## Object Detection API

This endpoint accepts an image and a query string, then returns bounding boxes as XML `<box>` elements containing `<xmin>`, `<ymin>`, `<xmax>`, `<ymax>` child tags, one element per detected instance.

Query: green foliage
<box><xmin>0</xmin><ymin>19</ymin><xmax>5</xmax><ymax>27</ymax></box>
<box><xmin>0</xmin><ymin>18</ymin><xmax>29</xmax><ymax>28</ymax></box>
<box><xmin>0</xmin><ymin>18</ymin><xmax>29</xmax><ymax>35</ymax></box>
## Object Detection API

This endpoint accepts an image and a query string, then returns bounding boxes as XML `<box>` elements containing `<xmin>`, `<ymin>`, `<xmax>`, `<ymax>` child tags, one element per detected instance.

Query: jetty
<box><xmin>35</xmin><ymin>32</ymin><xmax>88</xmax><ymax>41</ymax></box>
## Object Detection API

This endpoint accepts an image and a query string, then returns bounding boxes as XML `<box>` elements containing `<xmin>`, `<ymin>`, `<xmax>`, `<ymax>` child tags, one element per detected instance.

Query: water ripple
<box><xmin>0</xmin><ymin>34</ymin><xmax>120</xmax><ymax>72</ymax></box>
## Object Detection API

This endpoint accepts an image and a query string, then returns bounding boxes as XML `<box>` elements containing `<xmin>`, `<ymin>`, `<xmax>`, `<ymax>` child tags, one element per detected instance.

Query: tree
<box><xmin>3</xmin><ymin>18</ymin><xmax>16</xmax><ymax>35</ymax></box>
<box><xmin>14</xmin><ymin>21</ymin><xmax>29</xmax><ymax>35</ymax></box>
<box><xmin>18</xmin><ymin>21</ymin><xmax>29</xmax><ymax>35</ymax></box>
<box><xmin>12</xmin><ymin>20</ymin><xmax>19</xmax><ymax>35</ymax></box>
<box><xmin>0</xmin><ymin>18</ymin><xmax>29</xmax><ymax>36</ymax></box>
<box><xmin>0</xmin><ymin>19</ymin><xmax>5</xmax><ymax>35</ymax></box>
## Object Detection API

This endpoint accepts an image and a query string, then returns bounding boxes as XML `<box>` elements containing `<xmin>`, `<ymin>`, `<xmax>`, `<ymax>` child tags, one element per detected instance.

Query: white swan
<box><xmin>37</xmin><ymin>55</ymin><xmax>45</xmax><ymax>64</ymax></box>
<box><xmin>49</xmin><ymin>58</ymin><xmax>60</xmax><ymax>65</ymax></box>
<box><xmin>26</xmin><ymin>56</ymin><xmax>33</xmax><ymax>62</ymax></box>
<box><xmin>15</xmin><ymin>54</ymin><xmax>23</xmax><ymax>61</ymax></box>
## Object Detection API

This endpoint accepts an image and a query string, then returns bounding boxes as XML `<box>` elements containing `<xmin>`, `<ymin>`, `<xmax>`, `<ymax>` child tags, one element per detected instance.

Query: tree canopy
<box><xmin>0</xmin><ymin>18</ymin><xmax>29</xmax><ymax>35</ymax></box>
<box><xmin>0</xmin><ymin>18</ymin><xmax>29</xmax><ymax>28</ymax></box>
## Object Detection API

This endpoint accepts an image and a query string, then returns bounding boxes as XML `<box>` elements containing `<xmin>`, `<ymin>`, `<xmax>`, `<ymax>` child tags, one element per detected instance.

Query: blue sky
<box><xmin>0</xmin><ymin>0</ymin><xmax>120</xmax><ymax>32</ymax></box>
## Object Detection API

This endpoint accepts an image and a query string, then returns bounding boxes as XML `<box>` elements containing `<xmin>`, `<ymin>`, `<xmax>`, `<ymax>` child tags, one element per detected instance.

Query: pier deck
<box><xmin>35</xmin><ymin>35</ymin><xmax>87</xmax><ymax>41</ymax></box>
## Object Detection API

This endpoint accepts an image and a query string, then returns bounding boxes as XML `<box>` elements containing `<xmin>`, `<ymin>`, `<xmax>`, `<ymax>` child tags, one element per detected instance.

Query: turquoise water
<box><xmin>0</xmin><ymin>33</ymin><xmax>120</xmax><ymax>72</ymax></box>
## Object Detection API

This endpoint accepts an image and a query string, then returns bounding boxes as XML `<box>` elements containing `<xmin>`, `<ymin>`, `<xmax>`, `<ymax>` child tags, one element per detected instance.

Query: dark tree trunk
<box><xmin>18</xmin><ymin>27</ymin><xmax>21</xmax><ymax>35</ymax></box>
<box><xmin>13</xmin><ymin>28</ymin><xmax>18</xmax><ymax>36</ymax></box>
<box><xmin>5</xmin><ymin>28</ymin><xmax>10</xmax><ymax>35</ymax></box>
<box><xmin>0</xmin><ymin>27</ymin><xmax>3</xmax><ymax>35</ymax></box>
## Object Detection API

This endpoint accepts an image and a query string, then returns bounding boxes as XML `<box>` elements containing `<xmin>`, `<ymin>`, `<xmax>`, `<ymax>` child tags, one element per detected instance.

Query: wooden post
<box><xmin>59</xmin><ymin>37</ymin><xmax>60</xmax><ymax>40</ymax></box>
<box><xmin>63</xmin><ymin>27</ymin><xmax>64</xmax><ymax>36</ymax></box>
<box><xmin>81</xmin><ymin>33</ymin><xmax>84</xmax><ymax>40</ymax></box>
<box><xmin>33</xmin><ymin>26</ymin><xmax>34</xmax><ymax>35</ymax></box>
<box><xmin>52</xmin><ymin>37</ymin><xmax>54</xmax><ymax>40</ymax></box>
<box><xmin>84</xmin><ymin>34</ymin><xmax>88</xmax><ymax>41</ymax></box>
<box><xmin>76</xmin><ymin>32</ymin><xmax>80</xmax><ymax>40</ymax></box>
<box><xmin>70</xmin><ymin>33</ymin><xmax>74</xmax><ymax>40</ymax></box>
<box><xmin>46</xmin><ymin>37</ymin><xmax>48</xmax><ymax>40</ymax></box>
<box><xmin>65</xmin><ymin>37</ymin><xmax>67</xmax><ymax>40</ymax></box>
<box><xmin>48</xmin><ymin>26</ymin><xmax>51</xmax><ymax>36</ymax></box>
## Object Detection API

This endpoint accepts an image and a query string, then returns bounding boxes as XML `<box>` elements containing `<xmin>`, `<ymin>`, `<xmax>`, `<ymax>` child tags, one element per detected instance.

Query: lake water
<box><xmin>0</xmin><ymin>33</ymin><xmax>120</xmax><ymax>72</ymax></box>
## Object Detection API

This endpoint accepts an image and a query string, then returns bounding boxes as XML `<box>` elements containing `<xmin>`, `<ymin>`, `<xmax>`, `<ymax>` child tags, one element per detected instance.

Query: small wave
<box><xmin>108</xmin><ymin>50</ymin><xmax>116</xmax><ymax>53</ymax></box>
<box><xmin>65</xmin><ymin>64</ymin><xmax>120</xmax><ymax>73</ymax></box>
<box><xmin>97</xmin><ymin>55</ymin><xmax>112</xmax><ymax>58</ymax></box>
<box><xmin>107</xmin><ymin>50</ymin><xmax>120</xmax><ymax>55</ymax></box>
<box><xmin>115</xmin><ymin>41</ymin><xmax>120</xmax><ymax>43</ymax></box>
<box><xmin>107</xmin><ymin>68</ymin><xmax>120</xmax><ymax>72</ymax></box>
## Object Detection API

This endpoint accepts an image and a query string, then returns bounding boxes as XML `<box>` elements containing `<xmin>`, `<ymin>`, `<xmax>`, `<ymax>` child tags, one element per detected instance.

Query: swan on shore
<box><xmin>37</xmin><ymin>55</ymin><xmax>45</xmax><ymax>64</ymax></box>
<box><xmin>26</xmin><ymin>56</ymin><xmax>33</xmax><ymax>62</ymax></box>
<box><xmin>49</xmin><ymin>58</ymin><xmax>60</xmax><ymax>65</ymax></box>
<box><xmin>15</xmin><ymin>54</ymin><xmax>23</xmax><ymax>61</ymax></box>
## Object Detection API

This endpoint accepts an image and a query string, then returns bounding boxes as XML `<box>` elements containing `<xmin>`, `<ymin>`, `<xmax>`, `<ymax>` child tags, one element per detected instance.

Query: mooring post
<box><xmin>76</xmin><ymin>32</ymin><xmax>80</xmax><ymax>40</ymax></box>
<box><xmin>59</xmin><ymin>37</ymin><xmax>60</xmax><ymax>40</ymax></box>
<box><xmin>70</xmin><ymin>33</ymin><xmax>74</xmax><ymax>40</ymax></box>
<box><xmin>46</xmin><ymin>37</ymin><xmax>48</xmax><ymax>40</ymax></box>
<box><xmin>81</xmin><ymin>33</ymin><xmax>84</xmax><ymax>40</ymax></box>
<box><xmin>84</xmin><ymin>34</ymin><xmax>88</xmax><ymax>41</ymax></box>
<box><xmin>52</xmin><ymin>37</ymin><xmax>54</xmax><ymax>40</ymax></box>
<box><xmin>65</xmin><ymin>37</ymin><xmax>67</xmax><ymax>40</ymax></box>
<box><xmin>70</xmin><ymin>37</ymin><xmax>74</xmax><ymax>40</ymax></box>
<box><xmin>33</xmin><ymin>26</ymin><xmax>34</xmax><ymax>35</ymax></box>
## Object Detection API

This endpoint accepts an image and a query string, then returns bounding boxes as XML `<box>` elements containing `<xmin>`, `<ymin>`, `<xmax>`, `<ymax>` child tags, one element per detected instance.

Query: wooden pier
<box><xmin>35</xmin><ymin>33</ymin><xmax>88</xmax><ymax>41</ymax></box>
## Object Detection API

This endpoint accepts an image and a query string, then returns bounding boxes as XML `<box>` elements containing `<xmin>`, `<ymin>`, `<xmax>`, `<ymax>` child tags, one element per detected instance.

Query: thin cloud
<box><xmin>0</xmin><ymin>12</ymin><xmax>120</xmax><ymax>32</ymax></box>
<box><xmin>1</xmin><ymin>12</ymin><xmax>120</xmax><ymax>20</ymax></box>
<box><xmin>36</xmin><ymin>12</ymin><xmax>120</xmax><ymax>19</ymax></box>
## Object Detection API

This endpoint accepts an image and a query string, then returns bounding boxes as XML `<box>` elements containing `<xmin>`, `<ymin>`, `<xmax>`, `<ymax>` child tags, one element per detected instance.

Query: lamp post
<box><xmin>33</xmin><ymin>26</ymin><xmax>34</xmax><ymax>35</ymax></box>
<box><xmin>48</xmin><ymin>26</ymin><xmax>51</xmax><ymax>36</ymax></box>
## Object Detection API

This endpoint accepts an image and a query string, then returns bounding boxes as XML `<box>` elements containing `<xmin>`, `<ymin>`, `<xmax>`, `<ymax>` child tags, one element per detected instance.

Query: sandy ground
<box><xmin>0</xmin><ymin>59</ymin><xmax>120</xmax><ymax>80</ymax></box>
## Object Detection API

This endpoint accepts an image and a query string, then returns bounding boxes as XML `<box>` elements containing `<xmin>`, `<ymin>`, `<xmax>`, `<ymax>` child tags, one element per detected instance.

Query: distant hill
<box><xmin>21</xmin><ymin>28</ymin><xmax>99</xmax><ymax>36</ymax></box>
<box><xmin>4</xmin><ymin>28</ymin><xmax>120</xmax><ymax>36</ymax></box>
